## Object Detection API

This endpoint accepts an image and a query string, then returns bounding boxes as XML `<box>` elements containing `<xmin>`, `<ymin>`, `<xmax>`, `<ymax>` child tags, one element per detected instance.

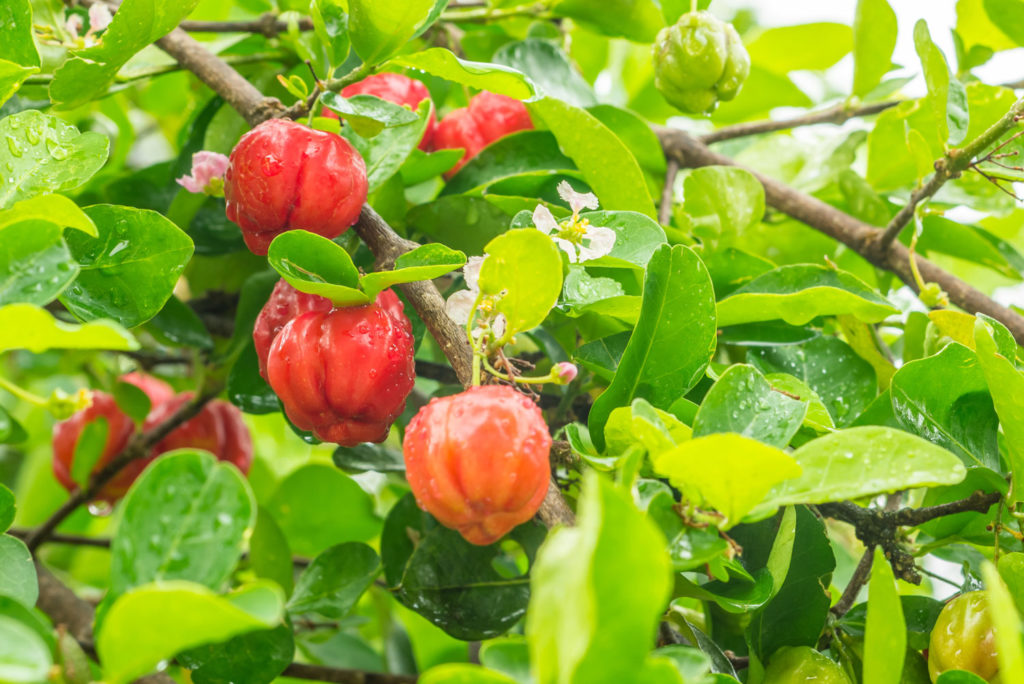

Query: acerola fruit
<box><xmin>324</xmin><ymin>72</ymin><xmax>437</xmax><ymax>151</ymax></box>
<box><xmin>928</xmin><ymin>592</ymin><xmax>1000</xmax><ymax>682</ymax></box>
<box><xmin>147</xmin><ymin>393</ymin><xmax>254</xmax><ymax>475</ymax></box>
<box><xmin>653</xmin><ymin>11</ymin><xmax>750</xmax><ymax>114</ymax></box>
<box><xmin>52</xmin><ymin>373</ymin><xmax>174</xmax><ymax>501</ymax></box>
<box><xmin>434</xmin><ymin>91</ymin><xmax>533</xmax><ymax>176</ymax></box>
<box><xmin>403</xmin><ymin>385</ymin><xmax>552</xmax><ymax>546</ymax></box>
<box><xmin>253</xmin><ymin>279</ymin><xmax>333</xmax><ymax>380</ymax></box>
<box><xmin>763</xmin><ymin>646</ymin><xmax>852</xmax><ymax>684</ymax></box>
<box><xmin>224</xmin><ymin>118</ymin><xmax>368</xmax><ymax>255</ymax></box>
<box><xmin>266</xmin><ymin>289</ymin><xmax>415</xmax><ymax>446</ymax></box>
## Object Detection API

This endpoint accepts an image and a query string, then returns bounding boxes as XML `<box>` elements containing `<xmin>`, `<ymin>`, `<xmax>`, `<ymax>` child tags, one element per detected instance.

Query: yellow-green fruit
<box><xmin>653</xmin><ymin>10</ymin><xmax>750</xmax><ymax>114</ymax></box>
<box><xmin>764</xmin><ymin>646</ymin><xmax>852</xmax><ymax>683</ymax></box>
<box><xmin>928</xmin><ymin>591</ymin><xmax>1000</xmax><ymax>683</ymax></box>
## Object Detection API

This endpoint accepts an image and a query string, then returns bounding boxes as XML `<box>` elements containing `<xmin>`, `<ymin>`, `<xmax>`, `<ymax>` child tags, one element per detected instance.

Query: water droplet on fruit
<box><xmin>88</xmin><ymin>500</ymin><xmax>113</xmax><ymax>516</ymax></box>
<box><xmin>261</xmin><ymin>154</ymin><xmax>283</xmax><ymax>176</ymax></box>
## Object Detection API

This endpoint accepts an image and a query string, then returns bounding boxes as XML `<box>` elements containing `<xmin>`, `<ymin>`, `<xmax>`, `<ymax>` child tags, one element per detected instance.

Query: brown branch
<box><xmin>180</xmin><ymin>14</ymin><xmax>314</xmax><ymax>36</ymax></box>
<box><xmin>699</xmin><ymin>100</ymin><xmax>900</xmax><ymax>144</ymax></box>
<box><xmin>892</xmin><ymin>489</ymin><xmax>1001</xmax><ymax>526</ymax></box>
<box><xmin>831</xmin><ymin>547</ymin><xmax>875</xmax><ymax>616</ymax></box>
<box><xmin>9</xmin><ymin>529</ymin><xmax>110</xmax><ymax>548</ymax></box>
<box><xmin>658</xmin><ymin>158</ymin><xmax>679</xmax><ymax>226</ymax></box>
<box><xmin>282</xmin><ymin>663</ymin><xmax>416</xmax><ymax>684</ymax></box>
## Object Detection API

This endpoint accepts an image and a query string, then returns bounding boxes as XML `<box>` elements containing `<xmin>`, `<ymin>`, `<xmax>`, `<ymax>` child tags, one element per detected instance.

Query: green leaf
<box><xmin>310</xmin><ymin>0</ymin><xmax>350</xmax><ymax>68</ymax></box>
<box><xmin>716</xmin><ymin>264</ymin><xmax>898</xmax><ymax>328</ymax></box>
<box><xmin>527</xmin><ymin>96</ymin><xmax>656</xmax><ymax>218</ymax></box>
<box><xmin>0</xmin><ymin>193</ymin><xmax>97</xmax><ymax>236</ymax></box>
<box><xmin>0</xmin><ymin>484</ymin><xmax>13</xmax><ymax>531</ymax></box>
<box><xmin>605</xmin><ymin>398</ymin><xmax>691</xmax><ymax>461</ymax></box>
<box><xmin>178</xmin><ymin>625</ymin><xmax>293</xmax><ymax>684</ymax></box>
<box><xmin>441</xmin><ymin>131</ymin><xmax>576</xmax><ymax>197</ymax></box>
<box><xmin>96</xmin><ymin>580</ymin><xmax>285</xmax><ymax>684</ymax></box>
<box><xmin>0</xmin><ymin>405</ymin><xmax>27</xmax><ymax>445</ymax></box>
<box><xmin>249</xmin><ymin>506</ymin><xmax>293</xmax><ymax>597</ymax></box>
<box><xmin>110</xmin><ymin>450</ymin><xmax>256</xmax><ymax>596</ymax></box>
<box><xmin>48</xmin><ymin>0</ymin><xmax>204</xmax><ymax>108</ymax></box>
<box><xmin>917</xmin><ymin>214</ymin><xmax>1024</xmax><ymax>280</ymax></box>
<box><xmin>227</xmin><ymin>342</ymin><xmax>278</xmax><ymax>415</ymax></box>
<box><xmin>693</xmin><ymin>365</ymin><xmax>809</xmax><ymax>449</ymax></box>
<box><xmin>589</xmin><ymin>245</ymin><xmax>717</xmax><ymax>451</ymax></box>
<box><xmin>982</xmin><ymin>0</ymin><xmax>1024</xmax><ymax>46</ymax></box>
<box><xmin>974</xmin><ymin>320</ymin><xmax>1024</xmax><ymax>505</ymax></box>
<box><xmin>0</xmin><ymin>0</ymin><xmax>39</xmax><ymax>68</ymax></box>
<box><xmin>321</xmin><ymin>91</ymin><xmax>420</xmax><ymax>138</ymax></box>
<box><xmin>69</xmin><ymin>416</ymin><xmax>107</xmax><ymax>489</ymax></box>
<box><xmin>749</xmin><ymin>427</ymin><xmax>968</xmax><ymax>520</ymax></box>
<box><xmin>266</xmin><ymin>230</ymin><xmax>368</xmax><ymax>307</ymax></box>
<box><xmin>400</xmin><ymin>147</ymin><xmax>462</xmax><ymax>185</ymax></box>
<box><xmin>266</xmin><ymin>463</ymin><xmax>380</xmax><ymax>558</ymax></box>
<box><xmin>853</xmin><ymin>0</ymin><xmax>898</xmax><ymax>96</ymax></box>
<box><xmin>350</xmin><ymin>0</ymin><xmax>436</xmax><ymax>64</ymax></box>
<box><xmin>891</xmin><ymin>343</ymin><xmax>1000</xmax><ymax>470</ymax></box>
<box><xmin>683</xmin><ymin>166</ymin><xmax>765</xmax><ymax>250</ymax></box>
<box><xmin>408</xmin><ymin>196</ymin><xmax>513</xmax><ymax>255</ymax></box>
<box><xmin>747</xmin><ymin>23</ymin><xmax>853</xmax><ymax>73</ymax></box>
<box><xmin>147</xmin><ymin>295</ymin><xmax>214</xmax><ymax>350</ymax></box>
<box><xmin>582</xmin><ymin>211</ymin><xmax>666</xmax><ymax>267</ymax></box>
<box><xmin>0</xmin><ymin>614</ymin><xmax>52</xmax><ymax>683</ymax></box>
<box><xmin>999</xmin><ymin>553</ymin><xmax>1024</xmax><ymax>615</ymax></box>
<box><xmin>360</xmin><ymin>243</ymin><xmax>467</xmax><ymax>301</ymax></box>
<box><xmin>420</xmin><ymin>664</ymin><xmax>518</xmax><ymax>684</ymax></box>
<box><xmin>587</xmin><ymin>105</ymin><xmax>667</xmax><ymax>178</ymax></box>
<box><xmin>863</xmin><ymin>547</ymin><xmax>906</xmax><ymax>684</ymax></box>
<box><xmin>551</xmin><ymin>0</ymin><xmax>664</xmax><ymax>42</ymax></box>
<box><xmin>527</xmin><ymin>471</ymin><xmax>671</xmax><ymax>681</ymax></box>
<box><xmin>0</xmin><ymin>110</ymin><xmax>109</xmax><ymax>209</ymax></box>
<box><xmin>0</xmin><ymin>535</ymin><xmax>36</xmax><ymax>608</ymax></box>
<box><xmin>914</xmin><ymin>19</ymin><xmax>970</xmax><ymax>145</ymax></box>
<box><xmin>288</xmin><ymin>542</ymin><xmax>380</xmax><ymax>618</ymax></box>
<box><xmin>0</xmin><ymin>60</ymin><xmax>37</xmax><ymax>108</ymax></box>
<box><xmin>477</xmin><ymin>229</ymin><xmax>563</xmax><ymax>338</ymax></box>
<box><xmin>654</xmin><ymin>434</ymin><xmax>802</xmax><ymax>528</ymax></box>
<box><xmin>343</xmin><ymin>99</ymin><xmax>432</xmax><ymax>192</ymax></box>
<box><xmin>0</xmin><ymin>219</ymin><xmax>78</xmax><ymax>306</ymax></box>
<box><xmin>389</xmin><ymin>48</ymin><xmax>535</xmax><ymax>99</ymax></box>
<box><xmin>60</xmin><ymin>204</ymin><xmax>194</xmax><ymax>327</ymax></box>
<box><xmin>493</xmin><ymin>39</ymin><xmax>596</xmax><ymax>107</ymax></box>
<box><xmin>333</xmin><ymin>442</ymin><xmax>406</xmax><ymax>472</ymax></box>
<box><xmin>982</xmin><ymin>562</ymin><xmax>1024</xmax><ymax>682</ymax></box>
<box><xmin>0</xmin><ymin>303</ymin><xmax>137</xmax><ymax>353</ymax></box>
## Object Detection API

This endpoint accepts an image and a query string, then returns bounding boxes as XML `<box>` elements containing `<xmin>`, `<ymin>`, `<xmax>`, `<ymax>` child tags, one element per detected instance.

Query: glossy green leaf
<box><xmin>0</xmin><ymin>219</ymin><xmax>77</xmax><ymax>306</ymax></box>
<box><xmin>683</xmin><ymin>166</ymin><xmax>765</xmax><ymax>250</ymax></box>
<box><xmin>0</xmin><ymin>110</ymin><xmax>109</xmax><ymax>209</ymax></box>
<box><xmin>982</xmin><ymin>562</ymin><xmax>1024</xmax><ymax>682</ymax></box>
<box><xmin>343</xmin><ymin>99</ymin><xmax>432</xmax><ymax>191</ymax></box>
<box><xmin>974</xmin><ymin>320</ymin><xmax>1024</xmax><ymax>505</ymax></box>
<box><xmin>266</xmin><ymin>230</ymin><xmax>368</xmax><ymax>306</ymax></box>
<box><xmin>863</xmin><ymin>547</ymin><xmax>906</xmax><ymax>684</ymax></box>
<box><xmin>96</xmin><ymin>580</ymin><xmax>285</xmax><ymax>684</ymax></box>
<box><xmin>178</xmin><ymin>625</ymin><xmax>293</xmax><ymax>684</ymax></box>
<box><xmin>655</xmin><ymin>434</ymin><xmax>802</xmax><ymax>528</ymax></box>
<box><xmin>693</xmin><ymin>365</ymin><xmax>808</xmax><ymax>449</ymax></box>
<box><xmin>49</xmin><ymin>0</ymin><xmax>204</xmax><ymax>108</ymax></box>
<box><xmin>420</xmin><ymin>664</ymin><xmax>519</xmax><ymax>684</ymax></box>
<box><xmin>288</xmin><ymin>542</ymin><xmax>380</xmax><ymax>618</ymax></box>
<box><xmin>493</xmin><ymin>39</ymin><xmax>596</xmax><ymax>107</ymax></box>
<box><xmin>0</xmin><ymin>303</ymin><xmax>137</xmax><ymax>353</ymax></box>
<box><xmin>69</xmin><ymin>416</ymin><xmax>107</xmax><ymax>488</ymax></box>
<box><xmin>60</xmin><ymin>204</ymin><xmax>194</xmax><ymax>327</ymax></box>
<box><xmin>332</xmin><ymin>442</ymin><xmax>406</xmax><ymax>472</ymax></box>
<box><xmin>716</xmin><ymin>264</ymin><xmax>898</xmax><ymax>328</ymax></box>
<box><xmin>998</xmin><ymin>553</ymin><xmax>1024</xmax><ymax>615</ymax></box>
<box><xmin>917</xmin><ymin>215</ymin><xmax>1024</xmax><ymax>282</ymax></box>
<box><xmin>914</xmin><ymin>19</ymin><xmax>969</xmax><ymax>145</ymax></box>
<box><xmin>587</xmin><ymin>105</ymin><xmax>666</xmax><ymax>178</ymax></box>
<box><xmin>350</xmin><ymin>0</ymin><xmax>436</xmax><ymax>64</ymax></box>
<box><xmin>527</xmin><ymin>471</ymin><xmax>671</xmax><ymax>682</ymax></box>
<box><xmin>390</xmin><ymin>48</ymin><xmax>535</xmax><ymax>99</ymax></box>
<box><xmin>110</xmin><ymin>450</ymin><xmax>256</xmax><ymax>596</ymax></box>
<box><xmin>605</xmin><ymin>398</ymin><xmax>691</xmax><ymax>461</ymax></box>
<box><xmin>552</xmin><ymin>0</ymin><xmax>664</xmax><ymax>42</ymax></box>
<box><xmin>0</xmin><ymin>405</ymin><xmax>27</xmax><ymax>445</ymax></box>
<box><xmin>442</xmin><ymin>131</ymin><xmax>576</xmax><ymax>197</ymax></box>
<box><xmin>589</xmin><ymin>245</ymin><xmax>716</xmax><ymax>450</ymax></box>
<box><xmin>748</xmin><ymin>23</ymin><xmax>852</xmax><ymax>73</ymax></box>
<box><xmin>360</xmin><ymin>243</ymin><xmax>467</xmax><ymax>300</ymax></box>
<box><xmin>528</xmin><ymin>96</ymin><xmax>656</xmax><ymax>218</ymax></box>
<box><xmin>853</xmin><ymin>0</ymin><xmax>898</xmax><ymax>96</ymax></box>
<box><xmin>266</xmin><ymin>463</ymin><xmax>380</xmax><ymax>557</ymax></box>
<box><xmin>310</xmin><ymin>0</ymin><xmax>350</xmax><ymax>68</ymax></box>
<box><xmin>146</xmin><ymin>295</ymin><xmax>213</xmax><ymax>350</ymax></box>
<box><xmin>0</xmin><ymin>0</ymin><xmax>39</xmax><ymax>68</ymax></box>
<box><xmin>321</xmin><ymin>91</ymin><xmax>420</xmax><ymax>138</ymax></box>
<box><xmin>749</xmin><ymin>427</ymin><xmax>967</xmax><ymax>520</ymax></box>
<box><xmin>479</xmin><ymin>639</ymin><xmax>531</xmax><ymax>684</ymax></box>
<box><xmin>478</xmin><ymin>229</ymin><xmax>563</xmax><ymax>338</ymax></box>
<box><xmin>0</xmin><ymin>60</ymin><xmax>36</xmax><ymax>108</ymax></box>
<box><xmin>0</xmin><ymin>193</ymin><xmax>97</xmax><ymax>236</ymax></box>
<box><xmin>227</xmin><ymin>342</ymin><xmax>278</xmax><ymax>415</ymax></box>
<box><xmin>249</xmin><ymin>506</ymin><xmax>293</xmax><ymax>597</ymax></box>
<box><xmin>400</xmin><ymin>147</ymin><xmax>462</xmax><ymax>185</ymax></box>
<box><xmin>0</xmin><ymin>484</ymin><xmax>13</xmax><ymax>531</ymax></box>
<box><xmin>0</xmin><ymin>614</ymin><xmax>51</xmax><ymax>683</ymax></box>
<box><xmin>0</xmin><ymin>535</ymin><xmax>36</xmax><ymax>608</ymax></box>
<box><xmin>408</xmin><ymin>196</ymin><xmax>512</xmax><ymax>255</ymax></box>
<box><xmin>582</xmin><ymin>211</ymin><xmax>666</xmax><ymax>267</ymax></box>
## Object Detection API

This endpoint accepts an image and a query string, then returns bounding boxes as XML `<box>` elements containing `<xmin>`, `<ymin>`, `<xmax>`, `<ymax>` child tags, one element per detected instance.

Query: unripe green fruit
<box><xmin>764</xmin><ymin>646</ymin><xmax>852</xmax><ymax>684</ymax></box>
<box><xmin>653</xmin><ymin>11</ymin><xmax>750</xmax><ymax>114</ymax></box>
<box><xmin>928</xmin><ymin>591</ymin><xmax>1000</xmax><ymax>683</ymax></box>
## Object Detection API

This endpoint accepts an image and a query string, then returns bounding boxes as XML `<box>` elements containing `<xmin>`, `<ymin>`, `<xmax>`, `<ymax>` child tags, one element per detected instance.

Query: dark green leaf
<box><xmin>288</xmin><ymin>542</ymin><xmax>380</xmax><ymax>618</ymax></box>
<box><xmin>0</xmin><ymin>219</ymin><xmax>77</xmax><ymax>306</ymax></box>
<box><xmin>146</xmin><ymin>295</ymin><xmax>213</xmax><ymax>349</ymax></box>
<box><xmin>227</xmin><ymin>342</ymin><xmax>279</xmax><ymax>415</ymax></box>
<box><xmin>321</xmin><ymin>91</ymin><xmax>420</xmax><ymax>138</ymax></box>
<box><xmin>400</xmin><ymin>148</ymin><xmax>462</xmax><ymax>185</ymax></box>
<box><xmin>70</xmin><ymin>416</ymin><xmax>108</xmax><ymax>489</ymax></box>
<box><xmin>442</xmin><ymin>131</ymin><xmax>576</xmax><ymax>197</ymax></box>
<box><xmin>112</xmin><ymin>380</ymin><xmax>150</xmax><ymax>425</ymax></box>
<box><xmin>343</xmin><ymin>100</ymin><xmax>432</xmax><ymax>191</ymax></box>
<box><xmin>493</xmin><ymin>39</ymin><xmax>596</xmax><ymax>107</ymax></box>
<box><xmin>0</xmin><ymin>406</ymin><xmax>27</xmax><ymax>446</ymax></box>
<box><xmin>408</xmin><ymin>196</ymin><xmax>512</xmax><ymax>255</ymax></box>
<box><xmin>333</xmin><ymin>442</ymin><xmax>406</xmax><ymax>472</ymax></box>
<box><xmin>574</xmin><ymin>331</ymin><xmax>630</xmax><ymax>382</ymax></box>
<box><xmin>249</xmin><ymin>506</ymin><xmax>294</xmax><ymax>597</ymax></box>
<box><xmin>178</xmin><ymin>625</ymin><xmax>294</xmax><ymax>684</ymax></box>
<box><xmin>693</xmin><ymin>364</ymin><xmax>808</xmax><ymax>448</ymax></box>
<box><xmin>0</xmin><ymin>484</ymin><xmax>13</xmax><ymax>531</ymax></box>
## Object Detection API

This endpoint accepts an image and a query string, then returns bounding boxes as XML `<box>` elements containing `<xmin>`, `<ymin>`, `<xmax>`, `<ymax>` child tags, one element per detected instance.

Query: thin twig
<box><xmin>658</xmin><ymin>158</ymin><xmax>679</xmax><ymax>226</ymax></box>
<box><xmin>699</xmin><ymin>100</ymin><xmax>899</xmax><ymax>144</ymax></box>
<box><xmin>832</xmin><ymin>547</ymin><xmax>875</xmax><ymax>616</ymax></box>
<box><xmin>181</xmin><ymin>14</ymin><xmax>313</xmax><ymax>36</ymax></box>
<box><xmin>281</xmin><ymin>663</ymin><xmax>416</xmax><ymax>684</ymax></box>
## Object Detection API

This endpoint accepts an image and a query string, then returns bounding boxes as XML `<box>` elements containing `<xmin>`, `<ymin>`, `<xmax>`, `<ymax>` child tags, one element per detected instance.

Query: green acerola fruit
<box><xmin>763</xmin><ymin>646</ymin><xmax>853</xmax><ymax>683</ymax></box>
<box><xmin>928</xmin><ymin>591</ymin><xmax>1001</xmax><ymax>683</ymax></box>
<box><xmin>653</xmin><ymin>10</ymin><xmax>750</xmax><ymax>114</ymax></box>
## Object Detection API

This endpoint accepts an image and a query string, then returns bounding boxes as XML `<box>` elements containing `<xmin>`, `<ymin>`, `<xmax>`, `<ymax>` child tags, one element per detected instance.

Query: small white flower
<box><xmin>557</xmin><ymin>180</ymin><xmax>598</xmax><ymax>214</ymax></box>
<box><xmin>88</xmin><ymin>3</ymin><xmax>113</xmax><ymax>32</ymax></box>
<box><xmin>65</xmin><ymin>14</ymin><xmax>83</xmax><ymax>40</ymax></box>
<box><xmin>533</xmin><ymin>182</ymin><xmax>615</xmax><ymax>263</ymax></box>
<box><xmin>445</xmin><ymin>256</ymin><xmax>507</xmax><ymax>337</ymax></box>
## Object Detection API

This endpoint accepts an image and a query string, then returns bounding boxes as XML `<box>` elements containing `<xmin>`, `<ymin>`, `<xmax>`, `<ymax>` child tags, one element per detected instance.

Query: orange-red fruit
<box><xmin>52</xmin><ymin>373</ymin><xmax>174</xmax><ymax>501</ymax></box>
<box><xmin>323</xmin><ymin>73</ymin><xmax>437</xmax><ymax>151</ymax></box>
<box><xmin>147</xmin><ymin>393</ymin><xmax>254</xmax><ymax>475</ymax></box>
<box><xmin>434</xmin><ymin>92</ymin><xmax>533</xmax><ymax>177</ymax></box>
<box><xmin>266</xmin><ymin>290</ymin><xmax>415</xmax><ymax>446</ymax></box>
<box><xmin>253</xmin><ymin>279</ymin><xmax>333</xmax><ymax>380</ymax></box>
<box><xmin>403</xmin><ymin>385</ymin><xmax>552</xmax><ymax>545</ymax></box>
<box><xmin>224</xmin><ymin>118</ymin><xmax>368</xmax><ymax>255</ymax></box>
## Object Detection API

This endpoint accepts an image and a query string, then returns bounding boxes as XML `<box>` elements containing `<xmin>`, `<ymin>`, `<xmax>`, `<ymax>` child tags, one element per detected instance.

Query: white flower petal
<box><xmin>577</xmin><ymin>226</ymin><xmax>616</xmax><ymax>262</ymax></box>
<box><xmin>493</xmin><ymin>314</ymin><xmax>507</xmax><ymax>339</ymax></box>
<box><xmin>88</xmin><ymin>3</ymin><xmax>112</xmax><ymax>32</ymax></box>
<box><xmin>557</xmin><ymin>180</ymin><xmax>599</xmax><ymax>213</ymax></box>
<box><xmin>445</xmin><ymin>289</ymin><xmax>476</xmax><ymax>325</ymax></box>
<box><xmin>532</xmin><ymin>205</ymin><xmax>559</xmax><ymax>235</ymax></box>
<box><xmin>65</xmin><ymin>14</ymin><xmax>83</xmax><ymax>39</ymax></box>
<box><xmin>552</xmin><ymin>237</ymin><xmax>579</xmax><ymax>263</ymax></box>
<box><xmin>463</xmin><ymin>256</ymin><xmax>484</xmax><ymax>292</ymax></box>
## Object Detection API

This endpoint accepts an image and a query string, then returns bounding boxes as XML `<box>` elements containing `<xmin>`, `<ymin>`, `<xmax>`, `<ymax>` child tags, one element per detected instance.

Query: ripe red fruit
<box><xmin>52</xmin><ymin>373</ymin><xmax>174</xmax><ymax>501</ymax></box>
<box><xmin>147</xmin><ymin>394</ymin><xmax>253</xmax><ymax>475</ymax></box>
<box><xmin>224</xmin><ymin>118</ymin><xmax>368</xmax><ymax>255</ymax></box>
<box><xmin>266</xmin><ymin>290</ymin><xmax>415</xmax><ymax>445</ymax></box>
<box><xmin>434</xmin><ymin>92</ymin><xmax>533</xmax><ymax>176</ymax></box>
<box><xmin>323</xmin><ymin>73</ymin><xmax>437</xmax><ymax>151</ymax></box>
<box><xmin>253</xmin><ymin>279</ymin><xmax>333</xmax><ymax>380</ymax></box>
<box><xmin>403</xmin><ymin>385</ymin><xmax>552</xmax><ymax>545</ymax></box>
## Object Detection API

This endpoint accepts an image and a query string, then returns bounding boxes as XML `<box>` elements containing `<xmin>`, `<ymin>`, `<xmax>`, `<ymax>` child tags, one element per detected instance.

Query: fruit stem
<box><xmin>690</xmin><ymin>0</ymin><xmax>697</xmax><ymax>13</ymax></box>
<box><xmin>0</xmin><ymin>374</ymin><xmax>49</xmax><ymax>408</ymax></box>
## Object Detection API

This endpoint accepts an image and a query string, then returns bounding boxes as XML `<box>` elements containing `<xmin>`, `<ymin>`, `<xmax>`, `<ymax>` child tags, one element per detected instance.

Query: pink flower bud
<box><xmin>88</xmin><ymin>4</ymin><xmax>112</xmax><ymax>32</ymax></box>
<box><xmin>555</xmin><ymin>362</ymin><xmax>578</xmax><ymax>384</ymax></box>
<box><xmin>176</xmin><ymin>151</ymin><xmax>230</xmax><ymax>195</ymax></box>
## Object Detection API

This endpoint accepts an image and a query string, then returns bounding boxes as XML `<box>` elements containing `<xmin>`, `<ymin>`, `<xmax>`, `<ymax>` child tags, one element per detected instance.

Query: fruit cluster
<box><xmin>53</xmin><ymin>373</ymin><xmax>252</xmax><ymax>502</ymax></box>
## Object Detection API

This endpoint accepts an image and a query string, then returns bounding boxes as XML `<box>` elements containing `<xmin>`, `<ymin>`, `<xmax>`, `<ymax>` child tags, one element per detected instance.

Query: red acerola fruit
<box><xmin>224</xmin><ymin>118</ymin><xmax>369</xmax><ymax>255</ymax></box>
<box><xmin>52</xmin><ymin>373</ymin><xmax>174</xmax><ymax>501</ymax></box>
<box><xmin>403</xmin><ymin>385</ymin><xmax>552</xmax><ymax>545</ymax></box>
<box><xmin>323</xmin><ymin>73</ymin><xmax>437</xmax><ymax>151</ymax></box>
<box><xmin>253</xmin><ymin>279</ymin><xmax>333</xmax><ymax>380</ymax></box>
<box><xmin>266</xmin><ymin>289</ymin><xmax>415</xmax><ymax>446</ymax></box>
<box><xmin>147</xmin><ymin>394</ymin><xmax>253</xmax><ymax>475</ymax></box>
<box><xmin>434</xmin><ymin>91</ymin><xmax>533</xmax><ymax>176</ymax></box>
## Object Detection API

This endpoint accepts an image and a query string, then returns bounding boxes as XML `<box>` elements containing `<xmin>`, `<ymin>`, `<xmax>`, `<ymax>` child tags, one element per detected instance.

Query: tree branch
<box><xmin>658</xmin><ymin>159</ymin><xmax>679</xmax><ymax>226</ymax></box>
<box><xmin>180</xmin><ymin>14</ymin><xmax>313</xmax><ymax>36</ymax></box>
<box><xmin>282</xmin><ymin>663</ymin><xmax>416</xmax><ymax>684</ymax></box>
<box><xmin>831</xmin><ymin>547</ymin><xmax>874</xmax><ymax>616</ymax></box>
<box><xmin>698</xmin><ymin>100</ymin><xmax>900</xmax><ymax>144</ymax></box>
